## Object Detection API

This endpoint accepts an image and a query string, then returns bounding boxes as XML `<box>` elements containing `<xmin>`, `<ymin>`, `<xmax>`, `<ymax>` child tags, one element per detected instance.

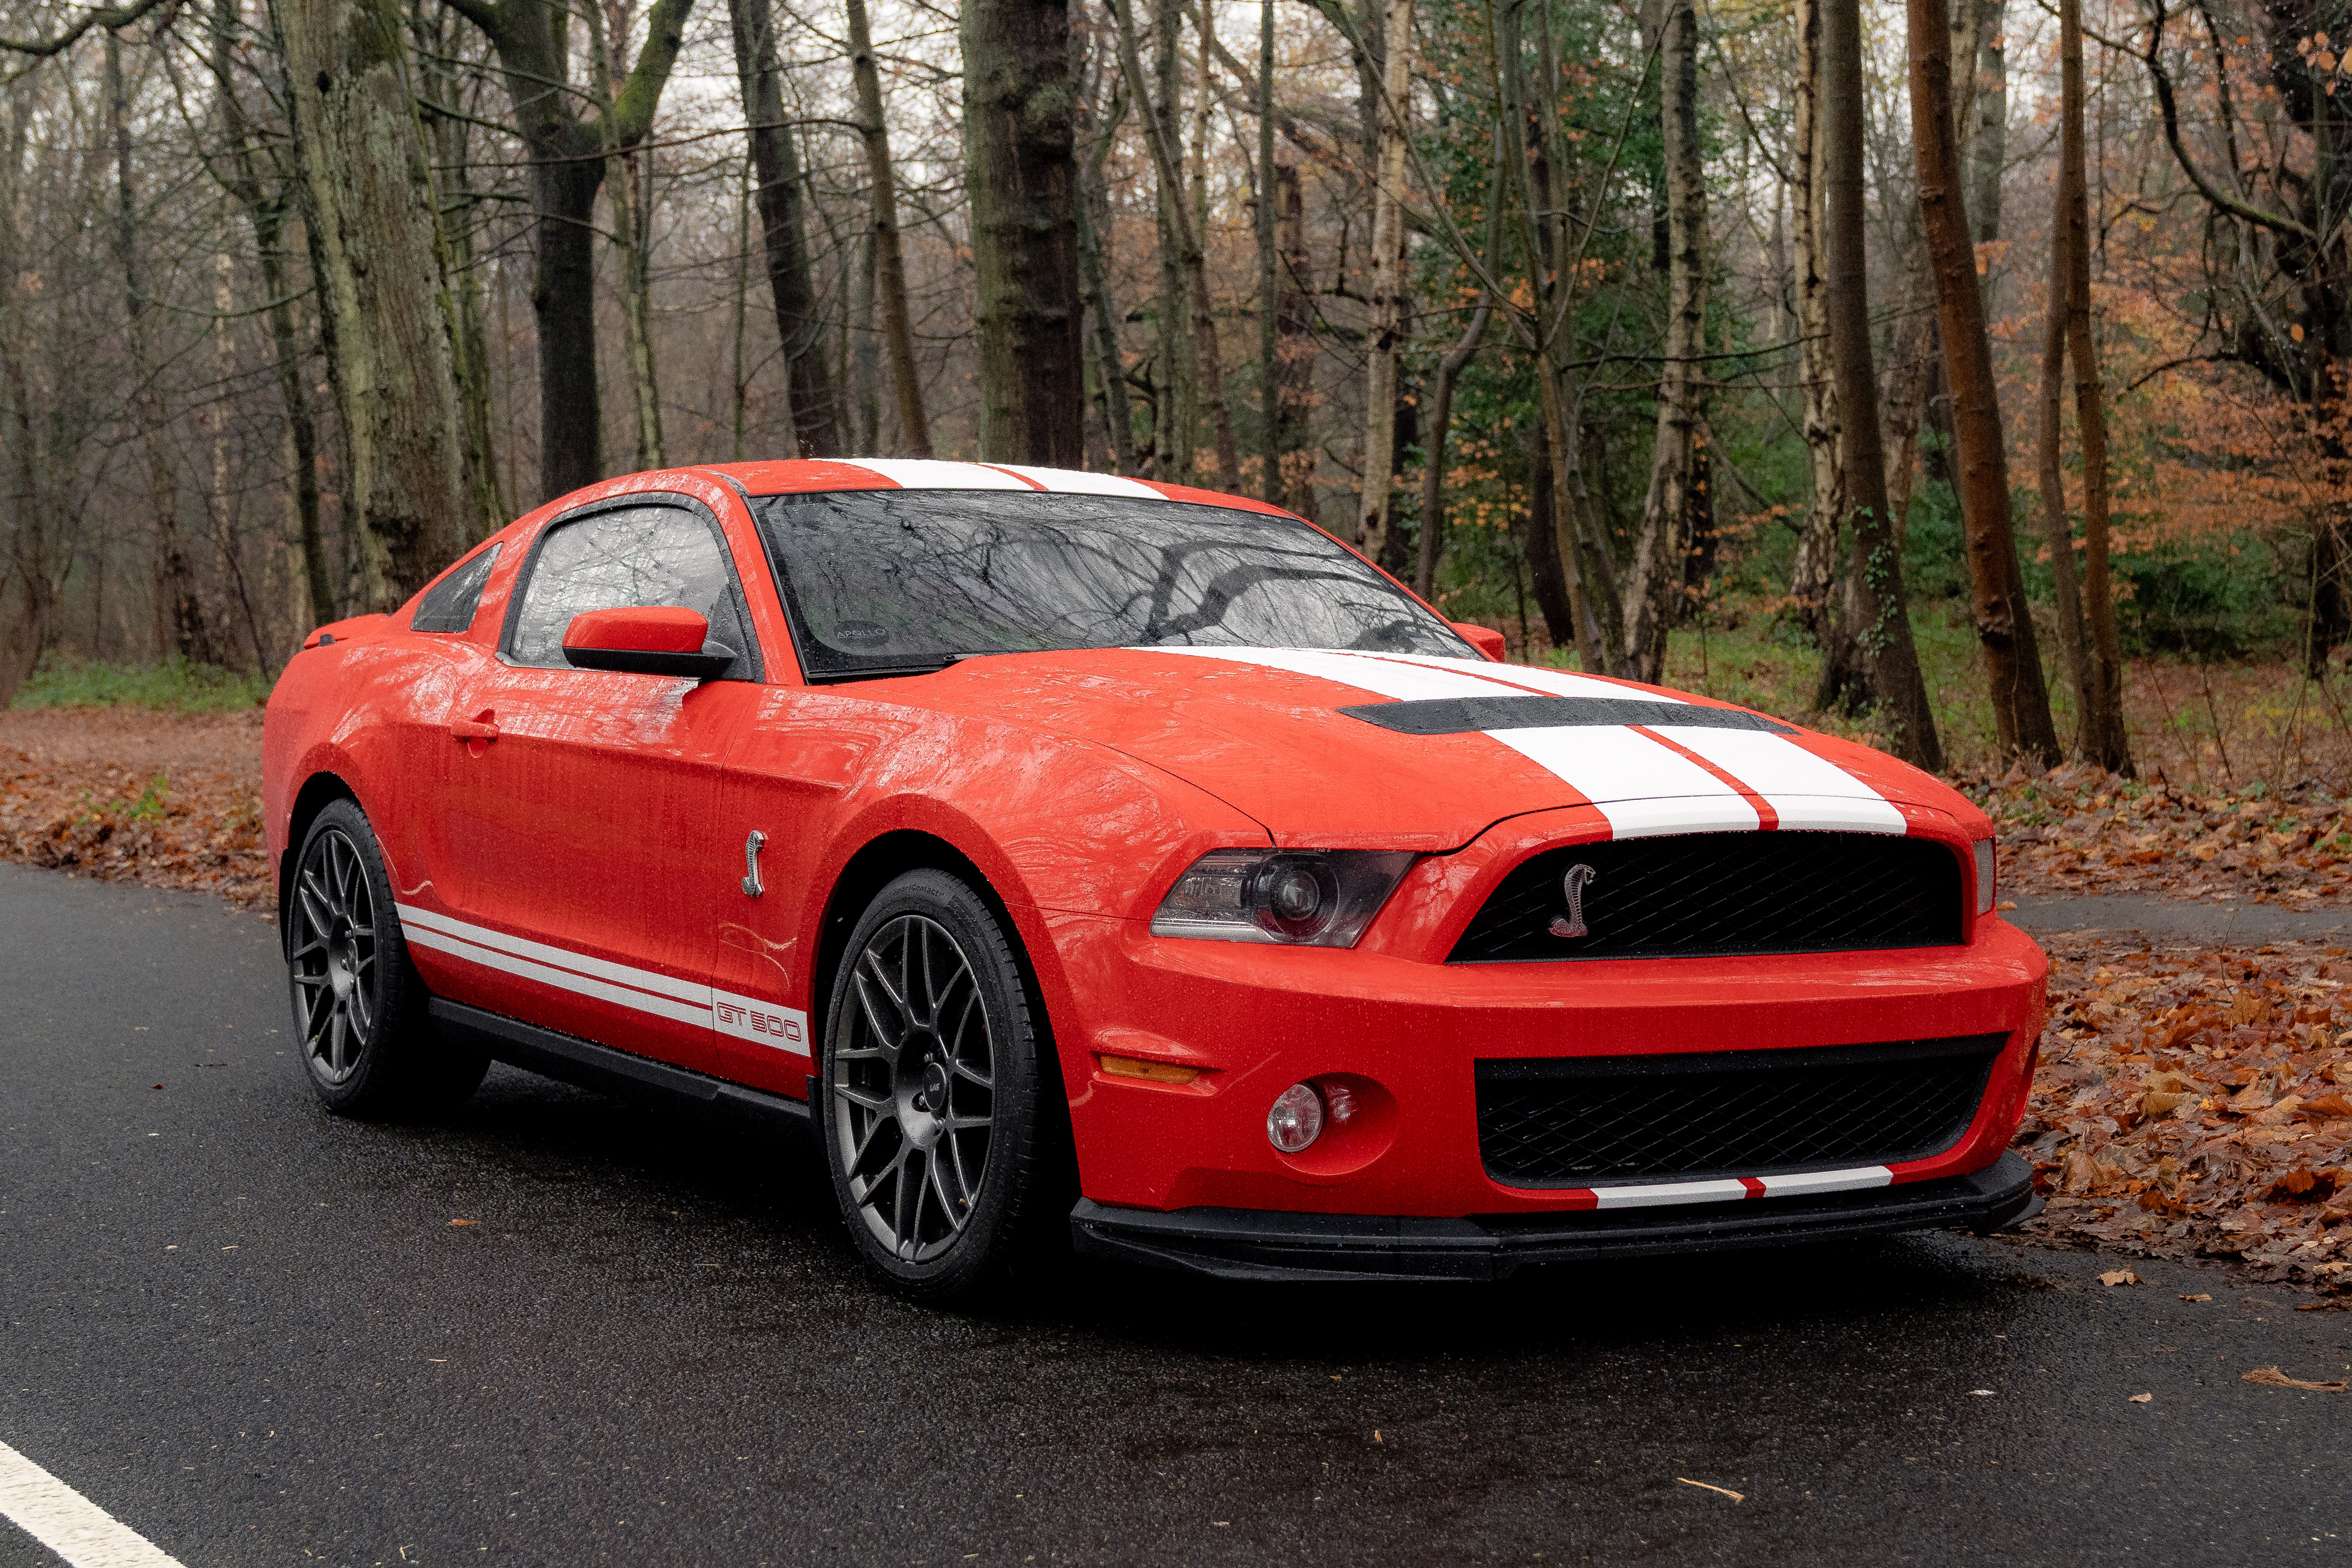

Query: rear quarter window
<box><xmin>411</xmin><ymin>544</ymin><xmax>502</xmax><ymax>634</ymax></box>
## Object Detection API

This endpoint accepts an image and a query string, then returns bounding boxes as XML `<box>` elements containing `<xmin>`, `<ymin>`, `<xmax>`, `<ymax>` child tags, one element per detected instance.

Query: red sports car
<box><xmin>263</xmin><ymin>459</ymin><xmax>2046</xmax><ymax>1298</ymax></box>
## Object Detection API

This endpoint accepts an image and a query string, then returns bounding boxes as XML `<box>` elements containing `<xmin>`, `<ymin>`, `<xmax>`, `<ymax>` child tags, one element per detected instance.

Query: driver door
<box><xmin>417</xmin><ymin>499</ymin><xmax>763</xmax><ymax>1074</ymax></box>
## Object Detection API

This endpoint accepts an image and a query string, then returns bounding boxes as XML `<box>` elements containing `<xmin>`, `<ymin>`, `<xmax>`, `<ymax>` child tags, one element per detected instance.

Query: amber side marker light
<box><xmin>1097</xmin><ymin>1054</ymin><xmax>1201</xmax><ymax>1086</ymax></box>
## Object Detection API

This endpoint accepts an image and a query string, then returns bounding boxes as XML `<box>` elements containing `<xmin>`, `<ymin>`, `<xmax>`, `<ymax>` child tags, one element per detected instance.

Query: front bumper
<box><xmin>1069</xmin><ymin>1151</ymin><xmax>2042</xmax><ymax>1282</ymax></box>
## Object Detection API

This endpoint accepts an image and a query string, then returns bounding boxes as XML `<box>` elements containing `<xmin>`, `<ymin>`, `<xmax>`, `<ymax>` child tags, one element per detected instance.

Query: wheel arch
<box><xmin>278</xmin><ymin>771</ymin><xmax>360</xmax><ymax>933</ymax></box>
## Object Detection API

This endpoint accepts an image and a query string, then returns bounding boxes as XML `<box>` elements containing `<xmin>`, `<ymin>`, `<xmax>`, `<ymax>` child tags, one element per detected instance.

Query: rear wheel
<box><xmin>820</xmin><ymin>868</ymin><xmax>1061</xmax><ymax>1302</ymax></box>
<box><xmin>286</xmin><ymin>799</ymin><xmax>486</xmax><ymax>1118</ymax></box>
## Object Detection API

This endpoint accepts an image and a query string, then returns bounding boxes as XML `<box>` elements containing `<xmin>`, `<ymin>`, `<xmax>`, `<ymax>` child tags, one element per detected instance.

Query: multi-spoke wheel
<box><xmin>285</xmin><ymin>798</ymin><xmax>486</xmax><ymax>1118</ymax></box>
<box><xmin>821</xmin><ymin>868</ymin><xmax>1065</xmax><ymax>1300</ymax></box>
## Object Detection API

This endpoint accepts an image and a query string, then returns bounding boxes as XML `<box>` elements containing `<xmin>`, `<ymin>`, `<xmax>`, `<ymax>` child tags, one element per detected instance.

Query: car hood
<box><xmin>874</xmin><ymin>646</ymin><xmax>1979</xmax><ymax>851</ymax></box>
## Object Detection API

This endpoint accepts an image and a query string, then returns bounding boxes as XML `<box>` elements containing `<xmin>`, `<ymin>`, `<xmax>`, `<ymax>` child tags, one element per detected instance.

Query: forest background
<box><xmin>5</xmin><ymin>0</ymin><xmax>2352</xmax><ymax>781</ymax></box>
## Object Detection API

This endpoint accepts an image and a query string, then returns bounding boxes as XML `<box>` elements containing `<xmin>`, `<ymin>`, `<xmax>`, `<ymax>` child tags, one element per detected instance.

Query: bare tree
<box><xmin>1824</xmin><ymin>0</ymin><xmax>1939</xmax><ymax>766</ymax></box>
<box><xmin>1908</xmin><ymin>0</ymin><xmax>2058</xmax><ymax>765</ymax></box>
<box><xmin>281</xmin><ymin>0</ymin><xmax>471</xmax><ymax>603</ymax></box>
<box><xmin>846</xmin><ymin>0</ymin><xmax>929</xmax><ymax>456</ymax></box>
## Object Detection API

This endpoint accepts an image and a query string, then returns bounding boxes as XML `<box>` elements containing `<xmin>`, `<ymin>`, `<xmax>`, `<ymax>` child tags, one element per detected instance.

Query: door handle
<box><xmin>449</xmin><ymin>710</ymin><xmax>500</xmax><ymax>743</ymax></box>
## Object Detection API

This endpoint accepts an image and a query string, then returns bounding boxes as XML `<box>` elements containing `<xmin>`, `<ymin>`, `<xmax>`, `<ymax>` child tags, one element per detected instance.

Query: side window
<box><xmin>411</xmin><ymin>544</ymin><xmax>501</xmax><ymax>634</ymax></box>
<box><xmin>507</xmin><ymin>504</ymin><xmax>758</xmax><ymax>677</ymax></box>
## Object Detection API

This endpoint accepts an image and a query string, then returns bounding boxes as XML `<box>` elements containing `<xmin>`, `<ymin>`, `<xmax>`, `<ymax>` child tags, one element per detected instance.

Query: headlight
<box><xmin>1974</xmin><ymin>838</ymin><xmax>1996</xmax><ymax>916</ymax></box>
<box><xmin>1150</xmin><ymin>848</ymin><xmax>1416</xmax><ymax>947</ymax></box>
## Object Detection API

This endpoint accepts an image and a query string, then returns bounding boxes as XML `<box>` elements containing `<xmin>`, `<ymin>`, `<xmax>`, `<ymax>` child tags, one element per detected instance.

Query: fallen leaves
<box><xmin>0</xmin><ymin>709</ymin><xmax>267</xmax><ymax>907</ymax></box>
<box><xmin>2181</xmin><ymin>1293</ymin><xmax>2213</xmax><ymax>1302</ymax></box>
<box><xmin>2019</xmin><ymin>933</ymin><xmax>2352</xmax><ymax>1294</ymax></box>
<box><xmin>2128</xmin><ymin>1392</ymin><xmax>2153</xmax><ymax>1403</ymax></box>
<box><xmin>1963</xmin><ymin>763</ymin><xmax>2352</xmax><ymax>905</ymax></box>
<box><xmin>2099</xmin><ymin>1268</ymin><xmax>2144</xmax><ymax>1286</ymax></box>
<box><xmin>2241</xmin><ymin>1366</ymin><xmax>2349</xmax><ymax>1391</ymax></box>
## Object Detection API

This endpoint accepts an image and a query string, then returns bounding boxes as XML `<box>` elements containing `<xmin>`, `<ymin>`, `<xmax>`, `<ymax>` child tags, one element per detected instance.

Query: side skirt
<box><xmin>430</xmin><ymin>998</ymin><xmax>812</xmax><ymax>1137</ymax></box>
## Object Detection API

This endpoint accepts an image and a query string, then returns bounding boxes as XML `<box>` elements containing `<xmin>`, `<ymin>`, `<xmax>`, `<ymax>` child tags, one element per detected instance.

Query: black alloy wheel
<box><xmin>821</xmin><ymin>868</ymin><xmax>1063</xmax><ymax>1300</ymax></box>
<box><xmin>286</xmin><ymin>798</ymin><xmax>486</xmax><ymax>1118</ymax></box>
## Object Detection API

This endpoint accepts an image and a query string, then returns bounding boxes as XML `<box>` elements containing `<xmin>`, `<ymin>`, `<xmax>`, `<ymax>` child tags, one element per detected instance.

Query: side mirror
<box><xmin>562</xmin><ymin>606</ymin><xmax>735</xmax><ymax>678</ymax></box>
<box><xmin>1450</xmin><ymin>621</ymin><xmax>1508</xmax><ymax>663</ymax></box>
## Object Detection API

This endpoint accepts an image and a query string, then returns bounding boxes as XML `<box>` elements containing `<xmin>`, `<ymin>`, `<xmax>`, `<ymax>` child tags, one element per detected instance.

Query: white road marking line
<box><xmin>0</xmin><ymin>1440</ymin><xmax>184</xmax><ymax>1568</ymax></box>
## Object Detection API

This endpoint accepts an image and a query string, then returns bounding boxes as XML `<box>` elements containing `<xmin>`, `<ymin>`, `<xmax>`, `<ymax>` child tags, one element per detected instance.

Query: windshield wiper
<box><xmin>802</xmin><ymin>651</ymin><xmax>1010</xmax><ymax>684</ymax></box>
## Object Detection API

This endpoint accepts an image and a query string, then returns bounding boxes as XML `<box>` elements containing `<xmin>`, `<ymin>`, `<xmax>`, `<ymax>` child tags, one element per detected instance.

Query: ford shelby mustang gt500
<box><xmin>263</xmin><ymin>458</ymin><xmax>2046</xmax><ymax>1298</ymax></box>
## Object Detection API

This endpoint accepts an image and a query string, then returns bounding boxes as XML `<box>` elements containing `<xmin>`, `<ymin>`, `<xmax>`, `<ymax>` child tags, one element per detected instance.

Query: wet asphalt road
<box><xmin>3</xmin><ymin>863</ymin><xmax>2350</xmax><ymax>1568</ymax></box>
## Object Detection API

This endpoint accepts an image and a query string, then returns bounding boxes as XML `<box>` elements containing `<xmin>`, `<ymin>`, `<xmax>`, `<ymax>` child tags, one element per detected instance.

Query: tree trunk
<box><xmin>964</xmin><ymin>0</ymin><xmax>1086</xmax><ymax>466</ymax></box>
<box><xmin>1623</xmin><ymin>0</ymin><xmax>1704</xmax><ymax>684</ymax></box>
<box><xmin>107</xmin><ymin>29</ymin><xmax>215</xmax><ymax>660</ymax></box>
<box><xmin>846</xmin><ymin>0</ymin><xmax>930</xmax><ymax>456</ymax></box>
<box><xmin>1191</xmin><ymin>3</ymin><xmax>1241</xmax><ymax>492</ymax></box>
<box><xmin>1825</xmin><ymin>0</ymin><xmax>1941</xmax><ymax>767</ymax></box>
<box><xmin>729</xmin><ymin>0</ymin><xmax>843</xmax><ymax>458</ymax></box>
<box><xmin>1274</xmin><ymin>158</ymin><xmax>1316</xmax><ymax>519</ymax></box>
<box><xmin>852</xmin><ymin>228</ymin><xmax>881</xmax><ymax>454</ymax></box>
<box><xmin>1787</xmin><ymin>0</ymin><xmax>1847</xmax><ymax>673</ymax></box>
<box><xmin>1522</xmin><ymin>417</ymin><xmax>1577</xmax><ymax>650</ymax></box>
<box><xmin>1076</xmin><ymin>124</ymin><xmax>1134</xmax><ymax>471</ymax></box>
<box><xmin>1909</xmin><ymin>0</ymin><xmax>2059</xmax><ymax>765</ymax></box>
<box><xmin>1148</xmin><ymin>0</ymin><xmax>1191</xmax><ymax>478</ymax></box>
<box><xmin>214</xmin><ymin>0</ymin><xmax>336</xmax><ymax>626</ymax></box>
<box><xmin>1969</xmin><ymin>0</ymin><xmax>2007</xmax><ymax>243</ymax></box>
<box><xmin>281</xmin><ymin>0</ymin><xmax>470</xmax><ymax>604</ymax></box>
<box><xmin>583</xmin><ymin>0</ymin><xmax>664</xmax><ymax>473</ymax></box>
<box><xmin>1353</xmin><ymin>0</ymin><xmax>1412</xmax><ymax>556</ymax></box>
<box><xmin>2059</xmin><ymin>0</ymin><xmax>2130</xmax><ymax>772</ymax></box>
<box><xmin>2034</xmin><ymin>228</ymin><xmax>2092</xmax><ymax>733</ymax></box>
<box><xmin>1257</xmin><ymin>0</ymin><xmax>1278</xmax><ymax>501</ymax></box>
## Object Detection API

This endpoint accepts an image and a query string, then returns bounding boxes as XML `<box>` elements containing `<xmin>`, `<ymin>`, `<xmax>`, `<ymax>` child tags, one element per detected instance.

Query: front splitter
<box><xmin>1069</xmin><ymin>1151</ymin><xmax>2040</xmax><ymax>1282</ymax></box>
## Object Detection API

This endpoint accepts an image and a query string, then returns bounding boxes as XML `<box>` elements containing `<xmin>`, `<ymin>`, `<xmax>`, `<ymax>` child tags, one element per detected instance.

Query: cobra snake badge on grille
<box><xmin>1548</xmin><ymin>863</ymin><xmax>1598</xmax><ymax>939</ymax></box>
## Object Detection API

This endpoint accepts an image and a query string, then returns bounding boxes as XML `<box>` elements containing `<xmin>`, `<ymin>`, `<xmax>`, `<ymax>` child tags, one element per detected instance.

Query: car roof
<box><xmin>698</xmin><ymin>458</ymin><xmax>1299</xmax><ymax>521</ymax></box>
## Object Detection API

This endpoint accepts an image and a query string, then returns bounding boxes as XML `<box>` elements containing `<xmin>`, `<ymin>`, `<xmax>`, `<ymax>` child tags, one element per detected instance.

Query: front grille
<box><xmin>1475</xmin><ymin>1034</ymin><xmax>2003</xmax><ymax>1188</ymax></box>
<box><xmin>1448</xmin><ymin>831</ymin><xmax>1962</xmax><ymax>963</ymax></box>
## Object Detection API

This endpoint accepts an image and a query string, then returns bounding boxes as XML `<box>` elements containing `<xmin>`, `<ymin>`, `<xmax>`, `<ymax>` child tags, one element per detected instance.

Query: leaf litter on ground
<box><xmin>5</xmin><ymin>713</ymin><xmax>2349</xmax><ymax>1291</ymax></box>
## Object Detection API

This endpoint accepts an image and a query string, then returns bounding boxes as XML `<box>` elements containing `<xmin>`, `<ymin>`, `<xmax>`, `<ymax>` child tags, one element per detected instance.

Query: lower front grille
<box><xmin>1475</xmin><ymin>1034</ymin><xmax>2005</xmax><ymax>1189</ymax></box>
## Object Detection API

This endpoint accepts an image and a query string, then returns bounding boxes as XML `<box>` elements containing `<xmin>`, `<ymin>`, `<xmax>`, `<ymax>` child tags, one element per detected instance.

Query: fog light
<box><xmin>1267</xmin><ymin>1082</ymin><xmax>1324</xmax><ymax>1153</ymax></box>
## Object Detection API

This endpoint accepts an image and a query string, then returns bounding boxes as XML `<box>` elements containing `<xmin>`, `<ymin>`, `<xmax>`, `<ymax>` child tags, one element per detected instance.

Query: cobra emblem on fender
<box><xmin>1548</xmin><ymin>863</ymin><xmax>1598</xmax><ymax>939</ymax></box>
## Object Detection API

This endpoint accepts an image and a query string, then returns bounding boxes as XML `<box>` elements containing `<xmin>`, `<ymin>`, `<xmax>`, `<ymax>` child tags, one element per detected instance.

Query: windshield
<box><xmin>751</xmin><ymin>490</ymin><xmax>1469</xmax><ymax>681</ymax></box>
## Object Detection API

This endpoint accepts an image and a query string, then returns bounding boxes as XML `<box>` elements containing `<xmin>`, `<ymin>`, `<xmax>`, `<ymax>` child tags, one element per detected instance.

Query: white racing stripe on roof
<box><xmin>1491</xmin><ymin>724</ymin><xmax>1759</xmax><ymax>836</ymax></box>
<box><xmin>841</xmin><ymin>458</ymin><xmax>1031</xmax><ymax>490</ymax></box>
<box><xmin>987</xmin><ymin>464</ymin><xmax>1164</xmax><ymax>497</ymax></box>
<box><xmin>1646</xmin><ymin>726</ymin><xmax>1907</xmax><ymax>834</ymax></box>
<box><xmin>1140</xmin><ymin>645</ymin><xmax>1539</xmax><ymax>702</ymax></box>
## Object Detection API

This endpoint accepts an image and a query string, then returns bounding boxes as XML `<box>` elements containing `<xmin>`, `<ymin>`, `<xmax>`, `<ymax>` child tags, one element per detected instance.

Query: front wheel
<box><xmin>285</xmin><ymin>798</ymin><xmax>486</xmax><ymax>1118</ymax></box>
<box><xmin>819</xmin><ymin>868</ymin><xmax>1063</xmax><ymax>1302</ymax></box>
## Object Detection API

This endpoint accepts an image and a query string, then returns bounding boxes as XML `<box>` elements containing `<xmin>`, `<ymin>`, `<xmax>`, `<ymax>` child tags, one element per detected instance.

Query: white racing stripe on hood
<box><xmin>1130</xmin><ymin>645</ymin><xmax>1902</xmax><ymax>839</ymax></box>
<box><xmin>1369</xmin><ymin>651</ymin><xmax>1675</xmax><ymax>703</ymax></box>
<box><xmin>841</xmin><ymin>457</ymin><xmax>1032</xmax><ymax>490</ymax></box>
<box><xmin>1647</xmin><ymin>725</ymin><xmax>1907</xmax><ymax>834</ymax></box>
<box><xmin>1493</xmin><ymin>725</ymin><xmax>1760</xmax><ymax>837</ymax></box>
<box><xmin>1142</xmin><ymin>645</ymin><xmax>1540</xmax><ymax>702</ymax></box>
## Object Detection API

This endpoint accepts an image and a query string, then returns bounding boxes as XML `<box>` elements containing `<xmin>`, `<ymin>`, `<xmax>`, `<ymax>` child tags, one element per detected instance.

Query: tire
<box><xmin>285</xmin><ymin>798</ymin><xmax>487</xmax><ymax>1119</ymax></box>
<box><xmin>818</xmin><ymin>868</ymin><xmax>1066</xmax><ymax>1302</ymax></box>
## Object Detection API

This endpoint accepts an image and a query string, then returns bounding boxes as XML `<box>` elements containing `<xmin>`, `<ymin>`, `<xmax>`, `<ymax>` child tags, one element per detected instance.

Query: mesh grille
<box><xmin>1448</xmin><ymin>831</ymin><xmax>1963</xmax><ymax>963</ymax></box>
<box><xmin>1475</xmin><ymin>1035</ymin><xmax>2003</xmax><ymax>1188</ymax></box>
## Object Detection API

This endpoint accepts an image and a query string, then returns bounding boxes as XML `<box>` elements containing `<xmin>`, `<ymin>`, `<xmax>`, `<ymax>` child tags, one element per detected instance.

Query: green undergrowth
<box><xmin>11</xmin><ymin>656</ymin><xmax>271</xmax><ymax>713</ymax></box>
